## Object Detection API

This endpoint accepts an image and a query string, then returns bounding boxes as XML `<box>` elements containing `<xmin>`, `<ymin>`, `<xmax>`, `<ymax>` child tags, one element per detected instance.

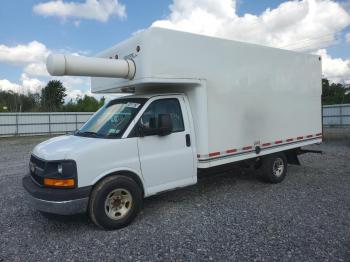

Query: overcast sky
<box><xmin>0</xmin><ymin>0</ymin><xmax>349</xmax><ymax>100</ymax></box>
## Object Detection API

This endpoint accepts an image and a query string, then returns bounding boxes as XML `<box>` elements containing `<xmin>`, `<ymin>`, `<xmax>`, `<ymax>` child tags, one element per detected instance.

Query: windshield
<box><xmin>75</xmin><ymin>98</ymin><xmax>146</xmax><ymax>138</ymax></box>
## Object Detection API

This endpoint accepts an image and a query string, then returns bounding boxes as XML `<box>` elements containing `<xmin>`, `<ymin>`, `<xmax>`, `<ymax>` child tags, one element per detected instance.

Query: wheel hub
<box><xmin>111</xmin><ymin>197</ymin><xmax>122</xmax><ymax>207</ymax></box>
<box><xmin>273</xmin><ymin>158</ymin><xmax>284</xmax><ymax>177</ymax></box>
<box><xmin>104</xmin><ymin>189</ymin><xmax>133</xmax><ymax>220</ymax></box>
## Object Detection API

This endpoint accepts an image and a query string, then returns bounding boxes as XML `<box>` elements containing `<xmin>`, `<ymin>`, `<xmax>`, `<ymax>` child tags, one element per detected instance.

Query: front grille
<box><xmin>29</xmin><ymin>155</ymin><xmax>46</xmax><ymax>186</ymax></box>
<box><xmin>30</xmin><ymin>171</ymin><xmax>43</xmax><ymax>185</ymax></box>
<box><xmin>30</xmin><ymin>155</ymin><xmax>46</xmax><ymax>170</ymax></box>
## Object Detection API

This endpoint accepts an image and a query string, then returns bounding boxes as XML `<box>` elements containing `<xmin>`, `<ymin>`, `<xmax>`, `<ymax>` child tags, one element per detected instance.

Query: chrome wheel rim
<box><xmin>104</xmin><ymin>188</ymin><xmax>133</xmax><ymax>220</ymax></box>
<box><xmin>273</xmin><ymin>158</ymin><xmax>284</xmax><ymax>177</ymax></box>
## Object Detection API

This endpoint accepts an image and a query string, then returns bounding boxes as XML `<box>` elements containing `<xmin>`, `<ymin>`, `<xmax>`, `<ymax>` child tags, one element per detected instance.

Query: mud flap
<box><xmin>285</xmin><ymin>149</ymin><xmax>301</xmax><ymax>165</ymax></box>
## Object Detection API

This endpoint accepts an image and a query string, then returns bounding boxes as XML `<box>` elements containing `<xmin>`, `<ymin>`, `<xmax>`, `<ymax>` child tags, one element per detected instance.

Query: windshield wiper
<box><xmin>106</xmin><ymin>132</ymin><xmax>120</xmax><ymax>137</ymax></box>
<box><xmin>75</xmin><ymin>131</ymin><xmax>100</xmax><ymax>137</ymax></box>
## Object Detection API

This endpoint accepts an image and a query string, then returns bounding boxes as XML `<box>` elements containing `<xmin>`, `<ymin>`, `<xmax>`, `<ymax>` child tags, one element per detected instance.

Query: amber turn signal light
<box><xmin>44</xmin><ymin>178</ymin><xmax>75</xmax><ymax>188</ymax></box>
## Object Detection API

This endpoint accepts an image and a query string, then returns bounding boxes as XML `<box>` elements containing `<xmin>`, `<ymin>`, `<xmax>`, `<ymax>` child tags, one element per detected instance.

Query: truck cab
<box><xmin>23</xmin><ymin>93</ymin><xmax>197</xmax><ymax>229</ymax></box>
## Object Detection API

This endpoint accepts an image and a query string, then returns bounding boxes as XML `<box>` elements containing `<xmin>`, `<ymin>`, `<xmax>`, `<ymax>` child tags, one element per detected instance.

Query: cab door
<box><xmin>136</xmin><ymin>96</ymin><xmax>196</xmax><ymax>195</ymax></box>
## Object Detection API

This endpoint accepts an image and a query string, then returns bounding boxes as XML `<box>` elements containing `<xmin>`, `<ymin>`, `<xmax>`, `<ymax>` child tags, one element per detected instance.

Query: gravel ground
<box><xmin>0</xmin><ymin>136</ymin><xmax>349</xmax><ymax>261</ymax></box>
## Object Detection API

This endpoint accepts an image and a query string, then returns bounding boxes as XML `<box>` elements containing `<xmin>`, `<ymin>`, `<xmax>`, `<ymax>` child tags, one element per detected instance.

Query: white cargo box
<box><xmin>92</xmin><ymin>28</ymin><xmax>322</xmax><ymax>167</ymax></box>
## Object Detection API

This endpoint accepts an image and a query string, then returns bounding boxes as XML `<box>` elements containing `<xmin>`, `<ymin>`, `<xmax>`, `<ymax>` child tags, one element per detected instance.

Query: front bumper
<box><xmin>22</xmin><ymin>175</ymin><xmax>92</xmax><ymax>215</ymax></box>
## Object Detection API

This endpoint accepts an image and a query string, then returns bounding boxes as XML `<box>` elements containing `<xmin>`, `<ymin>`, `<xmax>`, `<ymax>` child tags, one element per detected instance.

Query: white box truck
<box><xmin>23</xmin><ymin>28</ymin><xmax>322</xmax><ymax>229</ymax></box>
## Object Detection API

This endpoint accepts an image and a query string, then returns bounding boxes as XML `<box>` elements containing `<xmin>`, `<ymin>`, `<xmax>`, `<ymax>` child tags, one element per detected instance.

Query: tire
<box><xmin>261</xmin><ymin>153</ymin><xmax>288</xmax><ymax>183</ymax></box>
<box><xmin>88</xmin><ymin>175</ymin><xmax>143</xmax><ymax>230</ymax></box>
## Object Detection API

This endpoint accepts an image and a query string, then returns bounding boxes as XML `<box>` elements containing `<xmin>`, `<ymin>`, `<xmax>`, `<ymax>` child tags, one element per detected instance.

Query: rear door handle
<box><xmin>185</xmin><ymin>134</ymin><xmax>191</xmax><ymax>147</ymax></box>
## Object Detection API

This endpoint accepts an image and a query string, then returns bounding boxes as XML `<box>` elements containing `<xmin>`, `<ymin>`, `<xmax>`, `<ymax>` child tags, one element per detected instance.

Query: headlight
<box><xmin>46</xmin><ymin>161</ymin><xmax>77</xmax><ymax>177</ymax></box>
<box><xmin>29</xmin><ymin>155</ymin><xmax>77</xmax><ymax>188</ymax></box>
<box><xmin>57</xmin><ymin>163</ymin><xmax>63</xmax><ymax>174</ymax></box>
<box><xmin>43</xmin><ymin>160</ymin><xmax>77</xmax><ymax>188</ymax></box>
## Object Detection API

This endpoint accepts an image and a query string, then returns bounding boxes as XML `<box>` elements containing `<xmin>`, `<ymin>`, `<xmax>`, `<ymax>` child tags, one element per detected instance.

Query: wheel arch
<box><xmin>92</xmin><ymin>170</ymin><xmax>145</xmax><ymax>197</ymax></box>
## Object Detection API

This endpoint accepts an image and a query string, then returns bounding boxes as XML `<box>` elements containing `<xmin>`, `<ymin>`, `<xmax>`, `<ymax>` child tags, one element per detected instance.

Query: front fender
<box><xmin>91</xmin><ymin>167</ymin><xmax>145</xmax><ymax>193</ymax></box>
<box><xmin>69</xmin><ymin>138</ymin><xmax>143</xmax><ymax>189</ymax></box>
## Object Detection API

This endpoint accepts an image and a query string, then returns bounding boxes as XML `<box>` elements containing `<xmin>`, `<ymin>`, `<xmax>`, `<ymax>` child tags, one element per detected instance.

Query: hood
<box><xmin>32</xmin><ymin>135</ymin><xmax>98</xmax><ymax>160</ymax></box>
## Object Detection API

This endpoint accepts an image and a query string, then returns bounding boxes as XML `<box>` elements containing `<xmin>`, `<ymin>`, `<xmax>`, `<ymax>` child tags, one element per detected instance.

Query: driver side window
<box><xmin>139</xmin><ymin>98</ymin><xmax>184</xmax><ymax>135</ymax></box>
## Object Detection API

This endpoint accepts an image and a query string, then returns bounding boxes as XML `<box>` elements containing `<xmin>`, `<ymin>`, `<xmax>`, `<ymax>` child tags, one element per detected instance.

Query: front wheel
<box><xmin>88</xmin><ymin>175</ymin><xmax>143</xmax><ymax>230</ymax></box>
<box><xmin>261</xmin><ymin>153</ymin><xmax>288</xmax><ymax>183</ymax></box>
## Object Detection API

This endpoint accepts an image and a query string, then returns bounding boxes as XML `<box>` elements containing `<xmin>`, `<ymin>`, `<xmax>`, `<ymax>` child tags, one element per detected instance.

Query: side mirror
<box><xmin>158</xmin><ymin>114</ymin><xmax>172</xmax><ymax>136</ymax></box>
<box><xmin>137</xmin><ymin>114</ymin><xmax>172</xmax><ymax>137</ymax></box>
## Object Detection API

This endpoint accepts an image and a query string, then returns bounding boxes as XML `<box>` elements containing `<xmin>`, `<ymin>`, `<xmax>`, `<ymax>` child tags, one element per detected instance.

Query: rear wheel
<box><xmin>89</xmin><ymin>175</ymin><xmax>142</xmax><ymax>230</ymax></box>
<box><xmin>261</xmin><ymin>153</ymin><xmax>287</xmax><ymax>183</ymax></box>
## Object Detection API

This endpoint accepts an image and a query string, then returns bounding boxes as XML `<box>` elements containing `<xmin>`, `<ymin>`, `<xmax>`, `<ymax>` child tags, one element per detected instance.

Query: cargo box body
<box><xmin>92</xmin><ymin>28</ymin><xmax>322</xmax><ymax>168</ymax></box>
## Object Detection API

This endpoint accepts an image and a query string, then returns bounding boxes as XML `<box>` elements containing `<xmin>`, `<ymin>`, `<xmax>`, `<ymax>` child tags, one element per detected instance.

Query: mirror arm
<box><xmin>158</xmin><ymin>127</ymin><xmax>171</xmax><ymax>136</ymax></box>
<box><xmin>137</xmin><ymin>125</ymin><xmax>145</xmax><ymax>137</ymax></box>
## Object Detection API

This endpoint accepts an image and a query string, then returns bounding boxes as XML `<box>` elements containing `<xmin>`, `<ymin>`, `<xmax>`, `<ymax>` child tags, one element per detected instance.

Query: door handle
<box><xmin>185</xmin><ymin>134</ymin><xmax>191</xmax><ymax>147</ymax></box>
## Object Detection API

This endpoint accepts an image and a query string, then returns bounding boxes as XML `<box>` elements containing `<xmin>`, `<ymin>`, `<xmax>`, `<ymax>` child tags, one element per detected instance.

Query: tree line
<box><xmin>0</xmin><ymin>80</ymin><xmax>105</xmax><ymax>112</ymax></box>
<box><xmin>0</xmin><ymin>78</ymin><xmax>349</xmax><ymax>112</ymax></box>
<box><xmin>322</xmin><ymin>78</ymin><xmax>350</xmax><ymax>105</ymax></box>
